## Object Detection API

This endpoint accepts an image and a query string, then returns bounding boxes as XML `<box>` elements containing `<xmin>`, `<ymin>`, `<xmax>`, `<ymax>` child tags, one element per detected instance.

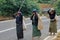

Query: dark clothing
<box><xmin>48</xmin><ymin>10</ymin><xmax>56</xmax><ymax>19</ymax></box>
<box><xmin>12</xmin><ymin>14</ymin><xmax>16</xmax><ymax>18</ymax></box>
<box><xmin>30</xmin><ymin>15</ymin><xmax>38</xmax><ymax>26</ymax></box>
<box><xmin>16</xmin><ymin>14</ymin><xmax>23</xmax><ymax>24</ymax></box>
<box><xmin>16</xmin><ymin>24</ymin><xmax>23</xmax><ymax>39</ymax></box>
<box><xmin>16</xmin><ymin>14</ymin><xmax>23</xmax><ymax>39</ymax></box>
<box><xmin>30</xmin><ymin>15</ymin><xmax>41</xmax><ymax>37</ymax></box>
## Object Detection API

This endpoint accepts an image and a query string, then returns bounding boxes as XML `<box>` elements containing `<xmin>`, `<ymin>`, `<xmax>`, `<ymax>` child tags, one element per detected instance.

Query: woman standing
<box><xmin>48</xmin><ymin>8</ymin><xmax>57</xmax><ymax>35</ymax></box>
<box><xmin>16</xmin><ymin>11</ymin><xmax>23</xmax><ymax>40</ymax></box>
<box><xmin>30</xmin><ymin>9</ymin><xmax>41</xmax><ymax>40</ymax></box>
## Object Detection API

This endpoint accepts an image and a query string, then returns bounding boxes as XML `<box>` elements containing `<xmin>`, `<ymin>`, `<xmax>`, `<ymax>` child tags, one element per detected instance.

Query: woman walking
<box><xmin>16</xmin><ymin>11</ymin><xmax>23</xmax><ymax>40</ymax></box>
<box><xmin>30</xmin><ymin>9</ymin><xmax>41</xmax><ymax>40</ymax></box>
<box><xmin>48</xmin><ymin>8</ymin><xmax>57</xmax><ymax>35</ymax></box>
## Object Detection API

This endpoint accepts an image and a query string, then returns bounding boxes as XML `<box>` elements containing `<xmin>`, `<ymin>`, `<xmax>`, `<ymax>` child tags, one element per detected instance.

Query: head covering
<box><xmin>17</xmin><ymin>10</ymin><xmax>22</xmax><ymax>16</ymax></box>
<box><xmin>50</xmin><ymin>8</ymin><xmax>54</xmax><ymax>10</ymax></box>
<box><xmin>33</xmin><ymin>9</ymin><xmax>37</xmax><ymax>12</ymax></box>
<box><xmin>49</xmin><ymin>8</ymin><xmax>55</xmax><ymax>12</ymax></box>
<box><xmin>18</xmin><ymin>11</ymin><xmax>21</xmax><ymax>14</ymax></box>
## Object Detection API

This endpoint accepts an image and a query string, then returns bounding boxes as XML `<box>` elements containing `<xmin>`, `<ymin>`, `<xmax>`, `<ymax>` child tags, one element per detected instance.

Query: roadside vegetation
<box><xmin>0</xmin><ymin>0</ymin><xmax>60</xmax><ymax>21</ymax></box>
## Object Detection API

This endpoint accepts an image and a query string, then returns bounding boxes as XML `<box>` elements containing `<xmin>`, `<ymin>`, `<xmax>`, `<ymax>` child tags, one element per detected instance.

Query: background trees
<box><xmin>38</xmin><ymin>0</ymin><xmax>51</xmax><ymax>3</ymax></box>
<box><xmin>21</xmin><ymin>0</ymin><xmax>40</xmax><ymax>16</ymax></box>
<box><xmin>0</xmin><ymin>0</ymin><xmax>40</xmax><ymax>17</ymax></box>
<box><xmin>0</xmin><ymin>0</ymin><xmax>60</xmax><ymax>17</ymax></box>
<box><xmin>56</xmin><ymin>0</ymin><xmax>60</xmax><ymax>15</ymax></box>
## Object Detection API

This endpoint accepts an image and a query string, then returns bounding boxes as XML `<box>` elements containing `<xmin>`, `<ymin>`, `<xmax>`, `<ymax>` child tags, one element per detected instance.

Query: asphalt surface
<box><xmin>0</xmin><ymin>16</ymin><xmax>60</xmax><ymax>40</ymax></box>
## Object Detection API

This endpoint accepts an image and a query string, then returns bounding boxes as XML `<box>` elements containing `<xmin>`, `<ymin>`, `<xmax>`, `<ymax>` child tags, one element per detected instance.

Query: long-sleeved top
<box><xmin>30</xmin><ymin>15</ymin><xmax>38</xmax><ymax>26</ymax></box>
<box><xmin>16</xmin><ymin>14</ymin><xmax>23</xmax><ymax>24</ymax></box>
<box><xmin>48</xmin><ymin>10</ymin><xmax>56</xmax><ymax>19</ymax></box>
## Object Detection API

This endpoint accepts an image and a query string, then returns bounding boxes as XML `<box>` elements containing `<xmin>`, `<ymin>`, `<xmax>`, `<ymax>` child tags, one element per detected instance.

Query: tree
<box><xmin>38</xmin><ymin>0</ymin><xmax>50</xmax><ymax>3</ymax></box>
<box><xmin>21</xmin><ymin>0</ymin><xmax>40</xmax><ymax>16</ymax></box>
<box><xmin>56</xmin><ymin>1</ymin><xmax>60</xmax><ymax>15</ymax></box>
<box><xmin>0</xmin><ymin>0</ymin><xmax>40</xmax><ymax>16</ymax></box>
<box><xmin>0</xmin><ymin>0</ymin><xmax>20</xmax><ymax>16</ymax></box>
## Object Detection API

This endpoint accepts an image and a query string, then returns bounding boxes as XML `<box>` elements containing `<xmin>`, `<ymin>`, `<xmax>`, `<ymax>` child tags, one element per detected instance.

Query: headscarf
<box><xmin>50</xmin><ymin>8</ymin><xmax>55</xmax><ymax>12</ymax></box>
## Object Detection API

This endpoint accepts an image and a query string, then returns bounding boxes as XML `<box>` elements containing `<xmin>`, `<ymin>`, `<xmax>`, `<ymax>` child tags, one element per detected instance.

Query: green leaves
<box><xmin>0</xmin><ymin>0</ymin><xmax>21</xmax><ymax>16</ymax></box>
<box><xmin>0</xmin><ymin>0</ymin><xmax>40</xmax><ymax>16</ymax></box>
<box><xmin>38</xmin><ymin>0</ymin><xmax>51</xmax><ymax>3</ymax></box>
<box><xmin>56</xmin><ymin>1</ymin><xmax>60</xmax><ymax>15</ymax></box>
<box><xmin>21</xmin><ymin>0</ymin><xmax>40</xmax><ymax>16</ymax></box>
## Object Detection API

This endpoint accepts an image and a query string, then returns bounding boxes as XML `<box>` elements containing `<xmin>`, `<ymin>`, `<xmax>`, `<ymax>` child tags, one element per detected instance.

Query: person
<box><xmin>48</xmin><ymin>8</ymin><xmax>57</xmax><ymax>35</ymax></box>
<box><xmin>16</xmin><ymin>11</ymin><xmax>23</xmax><ymax>40</ymax></box>
<box><xmin>30</xmin><ymin>9</ymin><xmax>41</xmax><ymax>40</ymax></box>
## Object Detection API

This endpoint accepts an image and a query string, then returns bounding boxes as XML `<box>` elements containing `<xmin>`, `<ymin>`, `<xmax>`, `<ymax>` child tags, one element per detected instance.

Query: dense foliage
<box><xmin>56</xmin><ymin>0</ymin><xmax>60</xmax><ymax>15</ymax></box>
<box><xmin>0</xmin><ymin>0</ymin><xmax>40</xmax><ymax>17</ymax></box>
<box><xmin>38</xmin><ymin>0</ymin><xmax>51</xmax><ymax>3</ymax></box>
<box><xmin>21</xmin><ymin>0</ymin><xmax>40</xmax><ymax>16</ymax></box>
<box><xmin>0</xmin><ymin>0</ymin><xmax>60</xmax><ymax>16</ymax></box>
<box><xmin>38</xmin><ymin>0</ymin><xmax>60</xmax><ymax>15</ymax></box>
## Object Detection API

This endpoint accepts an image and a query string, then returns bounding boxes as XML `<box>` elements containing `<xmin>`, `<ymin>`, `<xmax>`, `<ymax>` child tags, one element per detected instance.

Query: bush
<box><xmin>0</xmin><ymin>0</ymin><xmax>40</xmax><ymax>17</ymax></box>
<box><xmin>21</xmin><ymin>0</ymin><xmax>40</xmax><ymax>16</ymax></box>
<box><xmin>38</xmin><ymin>0</ymin><xmax>51</xmax><ymax>3</ymax></box>
<box><xmin>55</xmin><ymin>1</ymin><xmax>60</xmax><ymax>15</ymax></box>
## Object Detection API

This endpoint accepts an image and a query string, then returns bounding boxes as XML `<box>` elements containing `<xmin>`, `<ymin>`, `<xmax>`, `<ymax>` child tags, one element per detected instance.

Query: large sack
<box><xmin>23</xmin><ymin>17</ymin><xmax>27</xmax><ymax>31</ymax></box>
<box><xmin>38</xmin><ymin>14</ymin><xmax>43</xmax><ymax>30</ymax></box>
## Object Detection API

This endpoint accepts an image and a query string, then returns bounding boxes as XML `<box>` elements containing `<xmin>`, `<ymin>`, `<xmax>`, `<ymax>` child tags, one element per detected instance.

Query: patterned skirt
<box><xmin>32</xmin><ymin>25</ymin><xmax>41</xmax><ymax>37</ymax></box>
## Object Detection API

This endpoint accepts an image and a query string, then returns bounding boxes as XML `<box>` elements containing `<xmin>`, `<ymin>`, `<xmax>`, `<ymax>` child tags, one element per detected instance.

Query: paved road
<box><xmin>0</xmin><ymin>16</ymin><xmax>60</xmax><ymax>40</ymax></box>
